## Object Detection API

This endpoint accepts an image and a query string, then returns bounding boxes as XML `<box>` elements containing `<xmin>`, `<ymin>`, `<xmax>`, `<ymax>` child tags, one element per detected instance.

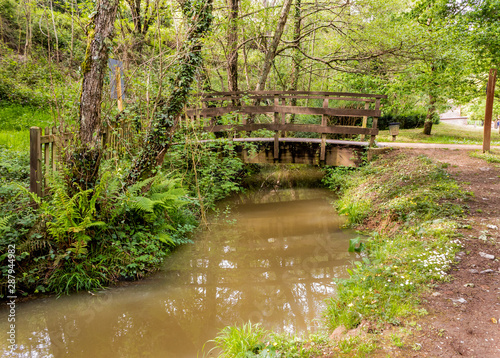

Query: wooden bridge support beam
<box><xmin>274</xmin><ymin>95</ymin><xmax>280</xmax><ymax>159</ymax></box>
<box><xmin>320</xmin><ymin>97</ymin><xmax>328</xmax><ymax>161</ymax></box>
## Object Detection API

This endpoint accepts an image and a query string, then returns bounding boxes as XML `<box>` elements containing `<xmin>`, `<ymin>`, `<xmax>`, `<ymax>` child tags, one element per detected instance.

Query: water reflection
<box><xmin>1</xmin><ymin>188</ymin><xmax>355</xmax><ymax>358</ymax></box>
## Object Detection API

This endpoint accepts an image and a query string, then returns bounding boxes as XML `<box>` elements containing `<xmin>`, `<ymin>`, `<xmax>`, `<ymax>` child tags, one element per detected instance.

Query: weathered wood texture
<box><xmin>236</xmin><ymin>141</ymin><xmax>363</xmax><ymax>166</ymax></box>
<box><xmin>185</xmin><ymin>91</ymin><xmax>386</xmax><ymax>162</ymax></box>
<box><xmin>29</xmin><ymin>121</ymin><xmax>134</xmax><ymax>196</ymax></box>
<box><xmin>30</xmin><ymin>126</ymin><xmax>72</xmax><ymax>199</ymax></box>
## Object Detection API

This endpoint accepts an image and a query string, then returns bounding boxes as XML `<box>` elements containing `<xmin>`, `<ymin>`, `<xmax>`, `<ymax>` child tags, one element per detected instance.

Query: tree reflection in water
<box><xmin>1</xmin><ymin>188</ymin><xmax>357</xmax><ymax>358</ymax></box>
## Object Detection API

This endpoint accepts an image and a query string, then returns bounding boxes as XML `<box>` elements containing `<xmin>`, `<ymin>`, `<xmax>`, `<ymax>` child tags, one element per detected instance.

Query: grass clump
<box><xmin>469</xmin><ymin>149</ymin><xmax>500</xmax><ymax>163</ymax></box>
<box><xmin>210</xmin><ymin>322</ymin><xmax>373</xmax><ymax>358</ymax></box>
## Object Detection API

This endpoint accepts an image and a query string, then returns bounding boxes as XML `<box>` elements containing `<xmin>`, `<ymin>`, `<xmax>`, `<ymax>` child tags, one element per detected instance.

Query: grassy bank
<box><xmin>212</xmin><ymin>150</ymin><xmax>470</xmax><ymax>357</ymax></box>
<box><xmin>377</xmin><ymin>122</ymin><xmax>500</xmax><ymax>145</ymax></box>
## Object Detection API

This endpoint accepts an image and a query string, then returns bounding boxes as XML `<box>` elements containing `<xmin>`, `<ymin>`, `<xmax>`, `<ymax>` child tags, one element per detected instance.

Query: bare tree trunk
<box><xmin>49</xmin><ymin>0</ymin><xmax>59</xmax><ymax>62</ymax></box>
<box><xmin>423</xmin><ymin>93</ymin><xmax>435</xmax><ymax>135</ymax></box>
<box><xmin>125</xmin><ymin>0</ymin><xmax>158</xmax><ymax>53</ymax></box>
<box><xmin>22</xmin><ymin>0</ymin><xmax>32</xmax><ymax>57</ymax></box>
<box><xmin>289</xmin><ymin>0</ymin><xmax>301</xmax><ymax>122</ymax></box>
<box><xmin>79</xmin><ymin>0</ymin><xmax>120</xmax><ymax>148</ymax></box>
<box><xmin>226</xmin><ymin>0</ymin><xmax>239</xmax><ymax>93</ymax></box>
<box><xmin>243</xmin><ymin>44</ymin><xmax>250</xmax><ymax>90</ymax></box>
<box><xmin>254</xmin><ymin>0</ymin><xmax>293</xmax><ymax>92</ymax></box>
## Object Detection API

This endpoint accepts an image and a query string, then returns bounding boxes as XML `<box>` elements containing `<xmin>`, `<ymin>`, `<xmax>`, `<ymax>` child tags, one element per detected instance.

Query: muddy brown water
<box><xmin>1</xmin><ymin>188</ymin><xmax>356</xmax><ymax>358</ymax></box>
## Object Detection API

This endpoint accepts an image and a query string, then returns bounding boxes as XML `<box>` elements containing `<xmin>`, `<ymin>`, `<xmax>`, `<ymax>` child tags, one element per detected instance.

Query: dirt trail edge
<box><xmin>393</xmin><ymin>148</ymin><xmax>500</xmax><ymax>358</ymax></box>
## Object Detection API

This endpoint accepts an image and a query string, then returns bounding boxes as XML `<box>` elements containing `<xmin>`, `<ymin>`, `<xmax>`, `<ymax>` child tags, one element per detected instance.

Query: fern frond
<box><xmin>155</xmin><ymin>233</ymin><xmax>174</xmax><ymax>246</ymax></box>
<box><xmin>129</xmin><ymin>196</ymin><xmax>158</xmax><ymax>213</ymax></box>
<box><xmin>149</xmin><ymin>177</ymin><xmax>178</xmax><ymax>194</ymax></box>
<box><xmin>127</xmin><ymin>177</ymin><xmax>156</xmax><ymax>196</ymax></box>
<box><xmin>0</xmin><ymin>215</ymin><xmax>12</xmax><ymax>231</ymax></box>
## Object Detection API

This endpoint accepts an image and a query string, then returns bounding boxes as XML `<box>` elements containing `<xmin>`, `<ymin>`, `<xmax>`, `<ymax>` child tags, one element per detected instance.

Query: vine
<box><xmin>125</xmin><ymin>0</ymin><xmax>214</xmax><ymax>186</ymax></box>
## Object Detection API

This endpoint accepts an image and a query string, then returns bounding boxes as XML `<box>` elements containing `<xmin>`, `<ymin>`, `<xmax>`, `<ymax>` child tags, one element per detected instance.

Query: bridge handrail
<box><xmin>185</xmin><ymin>91</ymin><xmax>387</xmax><ymax>160</ymax></box>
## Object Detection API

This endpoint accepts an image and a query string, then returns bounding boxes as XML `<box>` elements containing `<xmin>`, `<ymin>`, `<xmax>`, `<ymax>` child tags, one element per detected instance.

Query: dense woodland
<box><xmin>0</xmin><ymin>0</ymin><xmax>499</xmax><ymax>296</ymax></box>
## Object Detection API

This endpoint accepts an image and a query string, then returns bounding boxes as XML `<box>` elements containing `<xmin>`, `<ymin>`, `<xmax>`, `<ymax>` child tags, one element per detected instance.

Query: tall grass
<box><xmin>0</xmin><ymin>131</ymin><xmax>30</xmax><ymax>150</ymax></box>
<box><xmin>0</xmin><ymin>102</ymin><xmax>54</xmax><ymax>150</ymax></box>
<box><xmin>0</xmin><ymin>102</ymin><xmax>53</xmax><ymax>130</ymax></box>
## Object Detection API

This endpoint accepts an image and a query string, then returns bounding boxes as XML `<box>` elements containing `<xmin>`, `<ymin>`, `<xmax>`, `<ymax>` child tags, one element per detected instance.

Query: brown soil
<box><xmin>384</xmin><ymin>148</ymin><xmax>500</xmax><ymax>357</ymax></box>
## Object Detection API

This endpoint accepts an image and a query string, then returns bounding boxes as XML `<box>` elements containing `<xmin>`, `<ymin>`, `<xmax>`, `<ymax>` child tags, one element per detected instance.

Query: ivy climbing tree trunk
<box><xmin>226</xmin><ymin>0</ymin><xmax>239</xmax><ymax>93</ymax></box>
<box><xmin>75</xmin><ymin>0</ymin><xmax>119</xmax><ymax>190</ymax></box>
<box><xmin>125</xmin><ymin>0</ymin><xmax>213</xmax><ymax>186</ymax></box>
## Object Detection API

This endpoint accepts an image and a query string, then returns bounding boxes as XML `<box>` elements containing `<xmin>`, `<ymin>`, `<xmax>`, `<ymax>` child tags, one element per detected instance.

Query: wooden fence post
<box><xmin>483</xmin><ymin>68</ymin><xmax>497</xmax><ymax>153</ymax></box>
<box><xmin>30</xmin><ymin>127</ymin><xmax>42</xmax><ymax>201</ymax></box>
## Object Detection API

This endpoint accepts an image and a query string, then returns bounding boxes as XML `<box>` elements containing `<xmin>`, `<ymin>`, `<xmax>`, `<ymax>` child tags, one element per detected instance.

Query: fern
<box><xmin>44</xmin><ymin>175</ymin><xmax>108</xmax><ymax>245</ymax></box>
<box><xmin>0</xmin><ymin>215</ymin><xmax>12</xmax><ymax>231</ymax></box>
<box><xmin>126</xmin><ymin>177</ymin><xmax>156</xmax><ymax>196</ymax></box>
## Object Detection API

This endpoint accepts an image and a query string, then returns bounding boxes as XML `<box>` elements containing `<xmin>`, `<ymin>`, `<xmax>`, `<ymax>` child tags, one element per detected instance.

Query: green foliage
<box><xmin>348</xmin><ymin>236</ymin><xmax>365</xmax><ymax>253</ymax></box>
<box><xmin>0</xmin><ymin>147</ymin><xmax>29</xmax><ymax>182</ymax></box>
<box><xmin>211</xmin><ymin>322</ymin><xmax>330</xmax><ymax>358</ymax></box>
<box><xmin>0</xmin><ymin>150</ymin><xmax>198</xmax><ymax>296</ymax></box>
<box><xmin>166</xmin><ymin>140</ymin><xmax>245</xmax><ymax>210</ymax></box>
<box><xmin>377</xmin><ymin>109</ymin><xmax>435</xmax><ymax>130</ymax></box>
<box><xmin>321</xmin><ymin>166</ymin><xmax>352</xmax><ymax>192</ymax></box>
<box><xmin>212</xmin><ymin>322</ymin><xmax>269</xmax><ymax>358</ymax></box>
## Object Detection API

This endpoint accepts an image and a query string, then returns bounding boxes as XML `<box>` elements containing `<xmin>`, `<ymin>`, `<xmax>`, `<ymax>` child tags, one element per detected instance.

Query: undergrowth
<box><xmin>0</xmin><ymin>139</ymin><xmax>247</xmax><ymax>296</ymax></box>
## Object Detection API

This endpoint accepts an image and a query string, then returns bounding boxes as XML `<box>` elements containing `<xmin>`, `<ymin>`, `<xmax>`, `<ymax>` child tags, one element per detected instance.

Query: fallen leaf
<box><xmin>492</xmin><ymin>318</ymin><xmax>498</xmax><ymax>324</ymax></box>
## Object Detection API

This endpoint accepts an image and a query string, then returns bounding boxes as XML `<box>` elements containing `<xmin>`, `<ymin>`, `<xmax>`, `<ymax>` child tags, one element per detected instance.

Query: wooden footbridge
<box><xmin>184</xmin><ymin>91</ymin><xmax>386</xmax><ymax>166</ymax></box>
<box><xmin>29</xmin><ymin>90</ymin><xmax>386</xmax><ymax>196</ymax></box>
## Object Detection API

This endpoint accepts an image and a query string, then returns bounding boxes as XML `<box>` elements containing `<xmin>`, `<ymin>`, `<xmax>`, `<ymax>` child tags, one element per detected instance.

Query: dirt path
<box><xmin>391</xmin><ymin>148</ymin><xmax>500</xmax><ymax>357</ymax></box>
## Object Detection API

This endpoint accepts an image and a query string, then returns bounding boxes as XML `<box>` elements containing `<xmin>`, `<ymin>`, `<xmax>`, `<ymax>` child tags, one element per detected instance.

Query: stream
<box><xmin>1</xmin><ymin>187</ymin><xmax>356</xmax><ymax>357</ymax></box>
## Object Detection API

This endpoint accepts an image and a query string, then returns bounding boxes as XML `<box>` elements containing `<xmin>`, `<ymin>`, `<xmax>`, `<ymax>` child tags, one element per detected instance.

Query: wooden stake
<box><xmin>116</xmin><ymin>65</ymin><xmax>123</xmax><ymax>112</ymax></box>
<box><xmin>483</xmin><ymin>68</ymin><xmax>497</xmax><ymax>153</ymax></box>
<box><xmin>30</xmin><ymin>127</ymin><xmax>42</xmax><ymax>202</ymax></box>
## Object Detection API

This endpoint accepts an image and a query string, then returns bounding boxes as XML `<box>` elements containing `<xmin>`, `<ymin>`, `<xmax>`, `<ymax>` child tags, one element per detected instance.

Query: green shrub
<box><xmin>377</xmin><ymin>109</ymin><xmax>438</xmax><ymax>130</ymax></box>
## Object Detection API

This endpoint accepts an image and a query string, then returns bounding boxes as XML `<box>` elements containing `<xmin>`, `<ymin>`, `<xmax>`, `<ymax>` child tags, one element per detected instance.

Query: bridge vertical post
<box><xmin>369</xmin><ymin>98</ymin><xmax>381</xmax><ymax>147</ymax></box>
<box><xmin>274</xmin><ymin>95</ymin><xmax>280</xmax><ymax>159</ymax></box>
<box><xmin>281</xmin><ymin>97</ymin><xmax>287</xmax><ymax>137</ymax></box>
<box><xmin>320</xmin><ymin>97</ymin><xmax>328</xmax><ymax>161</ymax></box>
<box><xmin>362</xmin><ymin>101</ymin><xmax>369</xmax><ymax>141</ymax></box>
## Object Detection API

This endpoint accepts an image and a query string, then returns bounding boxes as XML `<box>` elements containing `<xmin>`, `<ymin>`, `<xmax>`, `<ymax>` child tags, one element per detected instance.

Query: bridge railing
<box><xmin>184</xmin><ymin>91</ymin><xmax>386</xmax><ymax>160</ymax></box>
